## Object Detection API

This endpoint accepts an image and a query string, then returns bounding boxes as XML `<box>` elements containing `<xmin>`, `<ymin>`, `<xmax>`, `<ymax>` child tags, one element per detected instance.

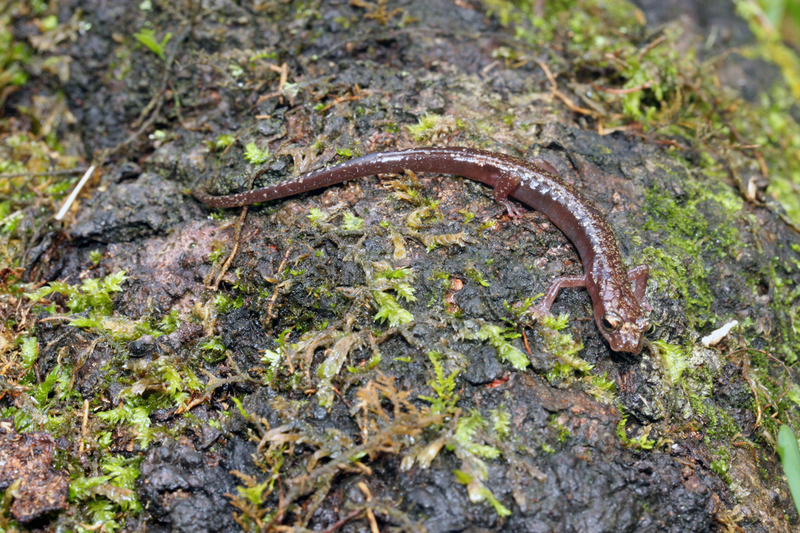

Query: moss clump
<box><xmin>642</xmin><ymin>180</ymin><xmax>746</xmax><ymax>325</ymax></box>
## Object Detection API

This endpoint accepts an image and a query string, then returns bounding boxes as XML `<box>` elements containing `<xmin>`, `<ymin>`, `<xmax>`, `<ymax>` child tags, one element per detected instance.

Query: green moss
<box><xmin>26</xmin><ymin>271</ymin><xmax>128</xmax><ymax>316</ymax></box>
<box><xmin>689</xmin><ymin>394</ymin><xmax>741</xmax><ymax>441</ymax></box>
<box><xmin>406</xmin><ymin>113</ymin><xmax>465</xmax><ymax>142</ymax></box>
<box><xmin>487</xmin><ymin>0</ymin><xmax>800</xmax><ymax>235</ymax></box>
<box><xmin>419</xmin><ymin>351</ymin><xmax>460</xmax><ymax>415</ymax></box>
<box><xmin>641</xmin><ymin>180</ymin><xmax>745</xmax><ymax>324</ymax></box>
<box><xmin>213</xmin><ymin>292</ymin><xmax>243</xmax><ymax>313</ymax></box>
<box><xmin>243</xmin><ymin>142</ymin><xmax>270</xmax><ymax>164</ymax></box>
<box><xmin>490</xmin><ymin>408</ymin><xmax>511</xmax><ymax>438</ymax></box>
<box><xmin>549</xmin><ymin>414</ymin><xmax>573</xmax><ymax>443</ymax></box>
<box><xmin>468</xmin><ymin>324</ymin><xmax>530</xmax><ymax>370</ymax></box>
<box><xmin>316</xmin><ymin>332</ymin><xmax>353</xmax><ymax>408</ymax></box>
<box><xmin>340</xmin><ymin>211</ymin><xmax>363</xmax><ymax>230</ymax></box>
<box><xmin>0</xmin><ymin>16</ymin><xmax>31</xmax><ymax>90</ymax></box>
<box><xmin>89</xmin><ymin>249</ymin><xmax>104</xmax><ymax>265</ymax></box>
<box><xmin>214</xmin><ymin>133</ymin><xmax>235</xmax><ymax>150</ymax></box>
<box><xmin>465</xmin><ymin>266</ymin><xmax>490</xmax><ymax>287</ymax></box>
<box><xmin>372</xmin><ymin>289</ymin><xmax>414</xmax><ymax>326</ymax></box>
<box><xmin>766</xmin><ymin>266</ymin><xmax>800</xmax><ymax>364</ymax></box>
<box><xmin>535</xmin><ymin>314</ymin><xmax>590</xmax><ymax>380</ymax></box>
<box><xmin>455</xmin><ymin>410</ymin><xmax>501</xmax><ymax>459</ymax></box>
<box><xmin>616</xmin><ymin>416</ymin><xmax>656</xmax><ymax>450</ymax></box>
<box><xmin>451</xmin><ymin>411</ymin><xmax>509</xmax><ymax>517</ymax></box>
<box><xmin>201</xmin><ymin>336</ymin><xmax>226</xmax><ymax>362</ymax></box>
<box><xmin>583</xmin><ymin>371</ymin><xmax>616</xmax><ymax>404</ymax></box>
<box><xmin>346</xmin><ymin>353</ymin><xmax>381</xmax><ymax>374</ymax></box>
<box><xmin>651</xmin><ymin>340</ymin><xmax>689</xmax><ymax>383</ymax></box>
<box><xmin>133</xmin><ymin>28</ymin><xmax>171</xmax><ymax>61</ymax></box>
<box><xmin>69</xmin><ymin>454</ymin><xmax>143</xmax><ymax>532</ymax></box>
<box><xmin>19</xmin><ymin>336</ymin><xmax>38</xmax><ymax>368</ymax></box>
<box><xmin>22</xmin><ymin>271</ymin><xmax>155</xmax><ymax>341</ymax></box>
<box><xmin>710</xmin><ymin>446</ymin><xmax>733</xmax><ymax>484</ymax></box>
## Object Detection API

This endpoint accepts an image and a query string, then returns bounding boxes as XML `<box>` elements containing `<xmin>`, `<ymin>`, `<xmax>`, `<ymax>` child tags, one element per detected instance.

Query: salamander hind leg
<box><xmin>492</xmin><ymin>173</ymin><xmax>524</xmax><ymax>218</ymax></box>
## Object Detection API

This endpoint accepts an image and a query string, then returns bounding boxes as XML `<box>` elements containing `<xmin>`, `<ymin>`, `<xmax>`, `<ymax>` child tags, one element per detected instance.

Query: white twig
<box><xmin>55</xmin><ymin>165</ymin><xmax>95</xmax><ymax>221</ymax></box>
<box><xmin>701</xmin><ymin>320</ymin><xmax>739</xmax><ymax>347</ymax></box>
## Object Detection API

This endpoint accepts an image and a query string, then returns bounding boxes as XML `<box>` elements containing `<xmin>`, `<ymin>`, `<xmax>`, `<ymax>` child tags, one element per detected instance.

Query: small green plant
<box><xmin>616</xmin><ymin>416</ymin><xmax>656</xmax><ymax>450</ymax></box>
<box><xmin>710</xmin><ymin>459</ymin><xmax>732</xmax><ymax>484</ymax></box>
<box><xmin>0</xmin><ymin>25</ymin><xmax>31</xmax><ymax>91</ymax></box>
<box><xmin>243</xmin><ymin>142</ymin><xmax>270</xmax><ymax>164</ymax></box>
<box><xmin>69</xmin><ymin>455</ymin><xmax>143</xmax><ymax>533</ymax></box>
<box><xmin>228</xmin><ymin>62</ymin><xmax>244</xmax><ymax>78</ymax></box>
<box><xmin>490</xmin><ymin>408</ymin><xmax>511</xmax><ymax>439</ymax></box>
<box><xmin>213</xmin><ymin>292</ymin><xmax>243</xmax><ymax>313</ymax></box>
<box><xmin>471</xmin><ymin>324</ymin><xmax>529</xmax><ymax>370</ymax></box>
<box><xmin>376</xmin><ymin>266</ymin><xmax>414</xmax><ymax>280</ymax></box>
<box><xmin>96</xmin><ymin>401</ymin><xmax>154</xmax><ymax>448</ymax></box>
<box><xmin>453</xmin><ymin>470</ymin><xmax>511</xmax><ymax>517</ymax></box>
<box><xmin>89</xmin><ymin>249</ymin><xmax>103</xmax><ymax>265</ymax></box>
<box><xmin>201</xmin><ymin>336</ymin><xmax>226</xmax><ymax>363</ymax></box>
<box><xmin>235</xmin><ymin>477</ymin><xmax>271</xmax><ymax>506</ymax></box>
<box><xmin>31</xmin><ymin>364</ymin><xmax>71</xmax><ymax>408</ymax></box>
<box><xmin>777</xmin><ymin>424</ymin><xmax>800</xmax><ymax>515</ymax></box>
<box><xmin>307</xmin><ymin>207</ymin><xmax>329</xmax><ymax>225</ymax></box>
<box><xmin>537</xmin><ymin>314</ymin><xmax>590</xmax><ymax>380</ymax></box>
<box><xmin>133</xmin><ymin>28</ymin><xmax>172</xmax><ymax>61</ymax></box>
<box><xmin>25</xmin><ymin>271</ymin><xmax>128</xmax><ymax>329</ymax></box>
<box><xmin>455</xmin><ymin>410</ymin><xmax>501</xmax><ymax>459</ymax></box>
<box><xmin>504</xmin><ymin>294</ymin><xmax>541</xmax><ymax>319</ymax></box>
<box><xmin>465</xmin><ymin>267</ymin><xmax>490</xmax><ymax>287</ymax></box>
<box><xmin>158</xmin><ymin>309</ymin><xmax>180</xmax><ymax>334</ymax></box>
<box><xmin>549</xmin><ymin>414</ymin><xmax>572</xmax><ymax>443</ymax></box>
<box><xmin>346</xmin><ymin>353</ymin><xmax>381</xmax><ymax>374</ymax></box>
<box><xmin>419</xmin><ymin>351</ymin><xmax>460</xmax><ymax>414</ymax></box>
<box><xmin>260</xmin><ymin>348</ymin><xmax>282</xmax><ymax>381</ymax></box>
<box><xmin>259</xmin><ymin>327</ymin><xmax>292</xmax><ymax>382</ymax></box>
<box><xmin>20</xmin><ymin>336</ymin><xmax>38</xmax><ymax>368</ymax></box>
<box><xmin>155</xmin><ymin>360</ymin><xmax>203</xmax><ymax>408</ymax></box>
<box><xmin>372</xmin><ymin>290</ymin><xmax>414</xmax><ymax>327</ymax></box>
<box><xmin>459</xmin><ymin>209</ymin><xmax>476</xmax><ymax>223</ymax></box>
<box><xmin>214</xmin><ymin>133</ymin><xmax>235</xmax><ymax>150</ymax></box>
<box><xmin>406</xmin><ymin>113</ymin><xmax>464</xmax><ymax>142</ymax></box>
<box><xmin>652</xmin><ymin>339</ymin><xmax>689</xmax><ymax>383</ymax></box>
<box><xmin>341</xmin><ymin>211</ymin><xmax>363</xmax><ymax>230</ymax></box>
<box><xmin>451</xmin><ymin>411</ymin><xmax>509</xmax><ymax>517</ymax></box>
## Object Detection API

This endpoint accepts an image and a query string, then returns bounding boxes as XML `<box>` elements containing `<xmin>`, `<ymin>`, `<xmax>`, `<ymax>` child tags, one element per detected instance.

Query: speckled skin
<box><xmin>194</xmin><ymin>147</ymin><xmax>650</xmax><ymax>353</ymax></box>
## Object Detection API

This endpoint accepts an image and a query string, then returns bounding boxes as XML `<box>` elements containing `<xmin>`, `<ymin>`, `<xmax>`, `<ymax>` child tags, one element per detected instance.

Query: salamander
<box><xmin>194</xmin><ymin>147</ymin><xmax>650</xmax><ymax>353</ymax></box>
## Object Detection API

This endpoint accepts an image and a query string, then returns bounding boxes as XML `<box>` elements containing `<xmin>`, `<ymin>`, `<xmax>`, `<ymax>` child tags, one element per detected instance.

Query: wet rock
<box><xmin>71</xmin><ymin>172</ymin><xmax>201</xmax><ymax>243</ymax></box>
<box><xmin>128</xmin><ymin>334</ymin><xmax>157</xmax><ymax>358</ymax></box>
<box><xmin>139</xmin><ymin>444</ymin><xmax>239</xmax><ymax>533</ymax></box>
<box><xmin>463</xmin><ymin>344</ymin><xmax>503</xmax><ymax>385</ymax></box>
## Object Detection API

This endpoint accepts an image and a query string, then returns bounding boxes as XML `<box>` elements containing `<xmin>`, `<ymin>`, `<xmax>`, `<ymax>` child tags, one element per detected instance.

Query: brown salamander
<box><xmin>194</xmin><ymin>147</ymin><xmax>650</xmax><ymax>353</ymax></box>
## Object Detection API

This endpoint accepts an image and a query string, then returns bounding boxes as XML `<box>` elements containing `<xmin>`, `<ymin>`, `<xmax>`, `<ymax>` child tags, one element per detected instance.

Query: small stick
<box><xmin>55</xmin><ymin>165</ymin><xmax>96</xmax><ymax>221</ymax></box>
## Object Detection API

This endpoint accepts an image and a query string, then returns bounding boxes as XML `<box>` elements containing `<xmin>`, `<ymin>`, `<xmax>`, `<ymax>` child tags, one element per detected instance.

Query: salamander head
<box><xmin>594</xmin><ymin>307</ymin><xmax>649</xmax><ymax>354</ymax></box>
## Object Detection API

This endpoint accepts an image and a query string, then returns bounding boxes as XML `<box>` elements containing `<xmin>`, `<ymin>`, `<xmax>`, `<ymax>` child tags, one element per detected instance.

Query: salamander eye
<box><xmin>601</xmin><ymin>312</ymin><xmax>623</xmax><ymax>332</ymax></box>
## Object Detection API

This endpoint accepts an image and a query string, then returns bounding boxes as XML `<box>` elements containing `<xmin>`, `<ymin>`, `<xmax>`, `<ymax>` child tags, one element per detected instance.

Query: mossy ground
<box><xmin>1</xmin><ymin>0</ymin><xmax>800</xmax><ymax>532</ymax></box>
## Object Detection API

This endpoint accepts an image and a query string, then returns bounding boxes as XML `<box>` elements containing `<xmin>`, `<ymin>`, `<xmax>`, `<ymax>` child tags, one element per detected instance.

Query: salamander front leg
<box><xmin>531</xmin><ymin>275</ymin><xmax>587</xmax><ymax>315</ymax></box>
<box><xmin>492</xmin><ymin>173</ymin><xmax>524</xmax><ymax>218</ymax></box>
<box><xmin>627</xmin><ymin>264</ymin><xmax>650</xmax><ymax>308</ymax></box>
<box><xmin>529</xmin><ymin>157</ymin><xmax>560</xmax><ymax>177</ymax></box>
